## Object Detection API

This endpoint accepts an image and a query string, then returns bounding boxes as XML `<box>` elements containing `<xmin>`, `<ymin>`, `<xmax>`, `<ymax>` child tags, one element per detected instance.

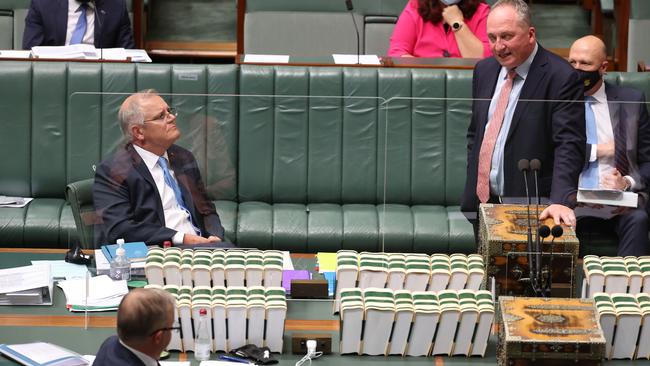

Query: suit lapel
<box><xmin>507</xmin><ymin>46</ymin><xmax>549</xmax><ymax>142</ymax></box>
<box><xmin>57</xmin><ymin>0</ymin><xmax>68</xmax><ymax>44</ymax></box>
<box><xmin>126</xmin><ymin>144</ymin><xmax>166</xmax><ymax>225</ymax></box>
<box><xmin>605</xmin><ymin>82</ymin><xmax>621</xmax><ymax>136</ymax></box>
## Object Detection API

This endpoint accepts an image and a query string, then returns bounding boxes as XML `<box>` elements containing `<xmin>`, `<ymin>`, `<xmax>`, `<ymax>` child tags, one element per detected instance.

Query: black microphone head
<box><xmin>518</xmin><ymin>159</ymin><xmax>530</xmax><ymax>172</ymax></box>
<box><xmin>530</xmin><ymin>159</ymin><xmax>541</xmax><ymax>171</ymax></box>
<box><xmin>538</xmin><ymin>225</ymin><xmax>551</xmax><ymax>238</ymax></box>
<box><xmin>551</xmin><ymin>225</ymin><xmax>563</xmax><ymax>238</ymax></box>
<box><xmin>345</xmin><ymin>0</ymin><xmax>354</xmax><ymax>10</ymax></box>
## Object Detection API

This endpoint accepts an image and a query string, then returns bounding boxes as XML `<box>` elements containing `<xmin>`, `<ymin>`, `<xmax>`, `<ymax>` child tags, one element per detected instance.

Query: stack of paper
<box><xmin>0</xmin><ymin>265</ymin><xmax>53</xmax><ymax>306</ymax></box>
<box><xmin>31</xmin><ymin>44</ymin><xmax>98</xmax><ymax>59</ymax></box>
<box><xmin>57</xmin><ymin>275</ymin><xmax>128</xmax><ymax>312</ymax></box>
<box><xmin>0</xmin><ymin>342</ymin><xmax>88</xmax><ymax>366</ymax></box>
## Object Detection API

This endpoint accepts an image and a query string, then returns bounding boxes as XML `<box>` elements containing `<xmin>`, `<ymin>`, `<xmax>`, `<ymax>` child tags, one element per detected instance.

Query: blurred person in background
<box><xmin>388</xmin><ymin>0</ymin><xmax>491</xmax><ymax>58</ymax></box>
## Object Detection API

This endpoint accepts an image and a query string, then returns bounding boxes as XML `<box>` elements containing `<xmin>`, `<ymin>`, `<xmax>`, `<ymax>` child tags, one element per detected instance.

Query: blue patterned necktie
<box><xmin>581</xmin><ymin>96</ymin><xmax>599</xmax><ymax>188</ymax></box>
<box><xmin>69</xmin><ymin>3</ymin><xmax>88</xmax><ymax>45</ymax></box>
<box><xmin>158</xmin><ymin>157</ymin><xmax>201</xmax><ymax>235</ymax></box>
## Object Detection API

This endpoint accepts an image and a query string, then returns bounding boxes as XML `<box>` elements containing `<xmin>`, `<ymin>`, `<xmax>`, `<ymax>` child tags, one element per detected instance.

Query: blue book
<box><xmin>101</xmin><ymin>241</ymin><xmax>148</xmax><ymax>263</ymax></box>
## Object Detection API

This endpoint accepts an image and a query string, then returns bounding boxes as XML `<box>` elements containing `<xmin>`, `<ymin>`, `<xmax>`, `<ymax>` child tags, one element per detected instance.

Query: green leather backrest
<box><xmin>0</xmin><ymin>62</ymin><xmax>238</xmax><ymax>201</ymax></box>
<box><xmin>237</xmin><ymin>65</ymin><xmax>455</xmax><ymax>206</ymax></box>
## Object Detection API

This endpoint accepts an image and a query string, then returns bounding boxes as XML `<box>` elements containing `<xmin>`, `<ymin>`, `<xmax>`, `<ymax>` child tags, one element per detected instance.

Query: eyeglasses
<box><xmin>150</xmin><ymin>326</ymin><xmax>181</xmax><ymax>336</ymax></box>
<box><xmin>143</xmin><ymin>107</ymin><xmax>178</xmax><ymax>124</ymax></box>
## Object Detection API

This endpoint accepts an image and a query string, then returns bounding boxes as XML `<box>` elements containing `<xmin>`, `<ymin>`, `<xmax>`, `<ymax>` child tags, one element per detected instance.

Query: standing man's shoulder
<box><xmin>474</xmin><ymin>56</ymin><xmax>500</xmax><ymax>73</ymax></box>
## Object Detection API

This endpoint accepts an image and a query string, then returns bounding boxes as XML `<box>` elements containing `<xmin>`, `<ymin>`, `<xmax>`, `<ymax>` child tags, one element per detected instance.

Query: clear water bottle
<box><xmin>194</xmin><ymin>308</ymin><xmax>211</xmax><ymax>361</ymax></box>
<box><xmin>109</xmin><ymin>239</ymin><xmax>131</xmax><ymax>281</ymax></box>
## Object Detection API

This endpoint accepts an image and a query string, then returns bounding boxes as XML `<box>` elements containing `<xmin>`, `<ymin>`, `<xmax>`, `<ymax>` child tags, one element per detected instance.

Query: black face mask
<box><xmin>578</xmin><ymin>69</ymin><xmax>601</xmax><ymax>92</ymax></box>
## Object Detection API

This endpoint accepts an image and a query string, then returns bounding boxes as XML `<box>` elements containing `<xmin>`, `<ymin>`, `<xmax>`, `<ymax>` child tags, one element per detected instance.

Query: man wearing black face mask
<box><xmin>569</xmin><ymin>35</ymin><xmax>650</xmax><ymax>256</ymax></box>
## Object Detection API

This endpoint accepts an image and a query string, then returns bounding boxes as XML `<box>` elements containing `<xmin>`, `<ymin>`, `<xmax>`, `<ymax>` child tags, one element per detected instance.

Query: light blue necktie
<box><xmin>158</xmin><ymin>157</ymin><xmax>201</xmax><ymax>236</ymax></box>
<box><xmin>69</xmin><ymin>3</ymin><xmax>88</xmax><ymax>45</ymax></box>
<box><xmin>581</xmin><ymin>96</ymin><xmax>599</xmax><ymax>188</ymax></box>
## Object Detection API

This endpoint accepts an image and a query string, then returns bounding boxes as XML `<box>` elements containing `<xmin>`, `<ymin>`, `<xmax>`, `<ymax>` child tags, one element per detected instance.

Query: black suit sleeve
<box><xmin>549</xmin><ymin>68</ymin><xmax>586</xmax><ymax>207</ymax></box>
<box><xmin>115</xmin><ymin>0</ymin><xmax>134</xmax><ymax>49</ymax></box>
<box><xmin>93</xmin><ymin>161</ymin><xmax>177</xmax><ymax>245</ymax></box>
<box><xmin>22</xmin><ymin>0</ymin><xmax>45</xmax><ymax>49</ymax></box>
<box><xmin>635</xmin><ymin>93</ymin><xmax>650</xmax><ymax>190</ymax></box>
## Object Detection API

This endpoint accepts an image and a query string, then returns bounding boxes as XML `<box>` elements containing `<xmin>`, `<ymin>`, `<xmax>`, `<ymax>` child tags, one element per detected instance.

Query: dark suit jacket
<box><xmin>22</xmin><ymin>0</ymin><xmax>135</xmax><ymax>50</ymax></box>
<box><xmin>94</xmin><ymin>335</ymin><xmax>146</xmax><ymax>366</ymax></box>
<box><xmin>602</xmin><ymin>82</ymin><xmax>650</xmax><ymax>194</ymax></box>
<box><xmin>461</xmin><ymin>45</ymin><xmax>586</xmax><ymax>213</ymax></box>
<box><xmin>93</xmin><ymin>143</ymin><xmax>225</xmax><ymax>246</ymax></box>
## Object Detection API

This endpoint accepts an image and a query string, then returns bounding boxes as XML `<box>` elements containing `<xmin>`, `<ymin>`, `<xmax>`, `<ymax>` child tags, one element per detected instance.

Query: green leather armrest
<box><xmin>65</xmin><ymin>178</ymin><xmax>96</xmax><ymax>249</ymax></box>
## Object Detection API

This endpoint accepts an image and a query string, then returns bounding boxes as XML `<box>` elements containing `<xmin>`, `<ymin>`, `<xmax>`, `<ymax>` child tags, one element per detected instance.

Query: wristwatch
<box><xmin>452</xmin><ymin>21</ymin><xmax>464</xmax><ymax>32</ymax></box>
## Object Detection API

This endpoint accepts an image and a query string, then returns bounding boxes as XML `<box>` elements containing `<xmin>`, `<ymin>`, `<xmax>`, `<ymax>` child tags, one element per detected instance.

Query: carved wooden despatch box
<box><xmin>479</xmin><ymin>204</ymin><xmax>579</xmax><ymax>297</ymax></box>
<box><xmin>498</xmin><ymin>297</ymin><xmax>606</xmax><ymax>366</ymax></box>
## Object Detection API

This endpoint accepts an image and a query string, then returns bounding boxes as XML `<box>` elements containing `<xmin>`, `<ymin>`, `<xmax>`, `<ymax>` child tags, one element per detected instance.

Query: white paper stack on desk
<box><xmin>334</xmin><ymin>250</ymin><xmax>484</xmax><ymax>313</ymax></box>
<box><xmin>338</xmin><ymin>288</ymin><xmax>494</xmax><ymax>357</ymax></box>
<box><xmin>594</xmin><ymin>292</ymin><xmax>650</xmax><ymax>360</ymax></box>
<box><xmin>0</xmin><ymin>265</ymin><xmax>53</xmax><ymax>306</ymax></box>
<box><xmin>146</xmin><ymin>284</ymin><xmax>286</xmax><ymax>354</ymax></box>
<box><xmin>57</xmin><ymin>275</ymin><xmax>128</xmax><ymax>312</ymax></box>
<box><xmin>583</xmin><ymin>255</ymin><xmax>650</xmax><ymax>297</ymax></box>
<box><xmin>145</xmin><ymin>248</ymin><xmax>284</xmax><ymax>288</ymax></box>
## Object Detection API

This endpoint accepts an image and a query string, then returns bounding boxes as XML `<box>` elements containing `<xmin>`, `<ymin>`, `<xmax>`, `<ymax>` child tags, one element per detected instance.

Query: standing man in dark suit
<box><xmin>94</xmin><ymin>288</ymin><xmax>177</xmax><ymax>366</ymax></box>
<box><xmin>461</xmin><ymin>0</ymin><xmax>585</xmax><ymax>228</ymax></box>
<box><xmin>22</xmin><ymin>0</ymin><xmax>135</xmax><ymax>50</ymax></box>
<box><xmin>94</xmin><ymin>90</ymin><xmax>225</xmax><ymax>246</ymax></box>
<box><xmin>570</xmin><ymin>35</ymin><xmax>650</xmax><ymax>256</ymax></box>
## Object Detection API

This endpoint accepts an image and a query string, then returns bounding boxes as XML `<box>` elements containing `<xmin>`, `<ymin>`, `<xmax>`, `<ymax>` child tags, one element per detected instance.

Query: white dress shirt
<box><xmin>584</xmin><ymin>82</ymin><xmax>636</xmax><ymax>189</ymax></box>
<box><xmin>487</xmin><ymin>43</ymin><xmax>539</xmax><ymax>196</ymax></box>
<box><xmin>65</xmin><ymin>0</ymin><xmax>95</xmax><ymax>46</ymax></box>
<box><xmin>133</xmin><ymin>145</ymin><xmax>196</xmax><ymax>244</ymax></box>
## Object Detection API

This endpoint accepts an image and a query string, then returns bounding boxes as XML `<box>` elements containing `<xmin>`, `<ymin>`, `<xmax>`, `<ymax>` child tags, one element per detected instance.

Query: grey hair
<box><xmin>491</xmin><ymin>0</ymin><xmax>532</xmax><ymax>28</ymax></box>
<box><xmin>118</xmin><ymin>89</ymin><xmax>159</xmax><ymax>140</ymax></box>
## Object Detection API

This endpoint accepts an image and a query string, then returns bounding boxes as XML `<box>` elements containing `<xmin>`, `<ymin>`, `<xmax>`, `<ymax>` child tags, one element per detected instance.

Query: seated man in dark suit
<box><xmin>570</xmin><ymin>35</ymin><xmax>650</xmax><ymax>256</ymax></box>
<box><xmin>23</xmin><ymin>0</ymin><xmax>135</xmax><ymax>50</ymax></box>
<box><xmin>94</xmin><ymin>90</ymin><xmax>225</xmax><ymax>246</ymax></box>
<box><xmin>94</xmin><ymin>288</ymin><xmax>176</xmax><ymax>366</ymax></box>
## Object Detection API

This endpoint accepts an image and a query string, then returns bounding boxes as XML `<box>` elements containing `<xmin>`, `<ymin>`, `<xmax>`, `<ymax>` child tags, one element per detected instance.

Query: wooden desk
<box><xmin>0</xmin><ymin>249</ymin><xmax>633</xmax><ymax>366</ymax></box>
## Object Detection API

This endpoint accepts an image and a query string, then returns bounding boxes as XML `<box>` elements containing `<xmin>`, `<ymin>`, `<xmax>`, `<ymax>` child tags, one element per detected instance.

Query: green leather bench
<box><xmin>1</xmin><ymin>61</ymin><xmax>649</xmax><ymax>255</ymax></box>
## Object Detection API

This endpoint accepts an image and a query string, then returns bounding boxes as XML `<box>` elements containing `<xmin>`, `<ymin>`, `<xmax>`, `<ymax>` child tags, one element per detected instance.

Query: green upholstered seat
<box><xmin>1</xmin><ymin>61</ymin><xmax>645</xmax><ymax>255</ymax></box>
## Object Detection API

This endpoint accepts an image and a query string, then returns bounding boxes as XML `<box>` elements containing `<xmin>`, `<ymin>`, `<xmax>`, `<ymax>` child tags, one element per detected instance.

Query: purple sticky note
<box><xmin>282</xmin><ymin>270</ymin><xmax>311</xmax><ymax>294</ymax></box>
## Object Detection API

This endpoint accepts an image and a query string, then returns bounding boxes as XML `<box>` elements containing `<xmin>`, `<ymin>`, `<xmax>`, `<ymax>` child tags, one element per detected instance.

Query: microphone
<box><xmin>345</xmin><ymin>0</ymin><xmax>360</xmax><ymax>64</ymax></box>
<box><xmin>530</xmin><ymin>158</ymin><xmax>542</xmax><ymax>293</ymax></box>
<box><xmin>544</xmin><ymin>225</ymin><xmax>563</xmax><ymax>295</ymax></box>
<box><xmin>518</xmin><ymin>159</ymin><xmax>536</xmax><ymax>294</ymax></box>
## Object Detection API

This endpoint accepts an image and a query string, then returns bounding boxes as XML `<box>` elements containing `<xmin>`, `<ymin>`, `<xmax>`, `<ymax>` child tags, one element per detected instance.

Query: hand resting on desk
<box><xmin>183</xmin><ymin>233</ymin><xmax>222</xmax><ymax>245</ymax></box>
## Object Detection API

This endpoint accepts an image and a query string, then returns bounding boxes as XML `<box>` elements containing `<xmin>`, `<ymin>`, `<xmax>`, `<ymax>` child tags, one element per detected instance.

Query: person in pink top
<box><xmin>388</xmin><ymin>0</ymin><xmax>491</xmax><ymax>58</ymax></box>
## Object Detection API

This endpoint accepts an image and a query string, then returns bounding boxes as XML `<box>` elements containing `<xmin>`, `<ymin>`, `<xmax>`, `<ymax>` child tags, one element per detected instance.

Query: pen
<box><xmin>218</xmin><ymin>355</ymin><xmax>253</xmax><ymax>364</ymax></box>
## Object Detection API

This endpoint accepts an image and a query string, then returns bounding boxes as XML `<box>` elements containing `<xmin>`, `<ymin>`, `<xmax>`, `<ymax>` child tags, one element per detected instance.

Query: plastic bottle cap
<box><xmin>199</xmin><ymin>308</ymin><xmax>207</xmax><ymax>315</ymax></box>
<box><xmin>116</xmin><ymin>238</ymin><xmax>125</xmax><ymax>245</ymax></box>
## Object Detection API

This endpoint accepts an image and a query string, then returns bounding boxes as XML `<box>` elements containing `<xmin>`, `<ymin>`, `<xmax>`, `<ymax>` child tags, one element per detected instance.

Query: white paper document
<box><xmin>0</xmin><ymin>50</ymin><xmax>31</xmax><ymax>59</ymax></box>
<box><xmin>0</xmin><ymin>342</ymin><xmax>88</xmax><ymax>366</ymax></box>
<box><xmin>332</xmin><ymin>54</ymin><xmax>381</xmax><ymax>65</ymax></box>
<box><xmin>282</xmin><ymin>251</ymin><xmax>294</xmax><ymax>270</ymax></box>
<box><xmin>577</xmin><ymin>189</ymin><xmax>638</xmax><ymax>208</ymax></box>
<box><xmin>0</xmin><ymin>265</ymin><xmax>51</xmax><ymax>294</ymax></box>
<box><xmin>99</xmin><ymin>48</ymin><xmax>152</xmax><ymax>62</ymax></box>
<box><xmin>31</xmin><ymin>260</ymin><xmax>88</xmax><ymax>280</ymax></box>
<box><xmin>57</xmin><ymin>275</ymin><xmax>128</xmax><ymax>311</ymax></box>
<box><xmin>31</xmin><ymin>44</ymin><xmax>98</xmax><ymax>59</ymax></box>
<box><xmin>0</xmin><ymin>196</ymin><xmax>33</xmax><ymax>208</ymax></box>
<box><xmin>243</xmin><ymin>54</ymin><xmax>290</xmax><ymax>63</ymax></box>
